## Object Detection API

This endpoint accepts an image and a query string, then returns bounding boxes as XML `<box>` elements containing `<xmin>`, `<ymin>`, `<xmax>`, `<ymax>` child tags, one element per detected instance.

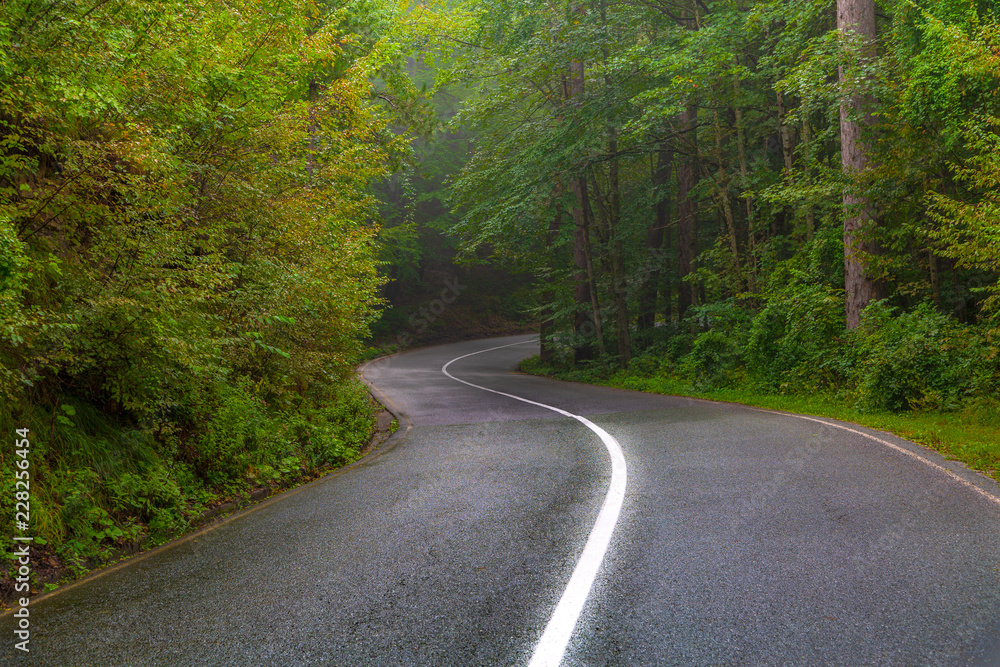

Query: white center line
<box><xmin>441</xmin><ymin>339</ymin><xmax>627</xmax><ymax>667</ymax></box>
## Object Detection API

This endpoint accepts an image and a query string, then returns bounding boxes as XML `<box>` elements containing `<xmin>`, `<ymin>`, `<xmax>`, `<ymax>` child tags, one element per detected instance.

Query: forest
<box><xmin>1</xmin><ymin>0</ymin><xmax>999</xmax><ymax>590</ymax></box>
<box><xmin>425</xmin><ymin>0</ymin><xmax>1000</xmax><ymax>483</ymax></box>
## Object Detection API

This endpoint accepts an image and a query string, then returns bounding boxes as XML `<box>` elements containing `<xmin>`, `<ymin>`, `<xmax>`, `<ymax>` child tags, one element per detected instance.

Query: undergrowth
<box><xmin>0</xmin><ymin>378</ymin><xmax>375</xmax><ymax>587</ymax></box>
<box><xmin>523</xmin><ymin>298</ymin><xmax>1000</xmax><ymax>483</ymax></box>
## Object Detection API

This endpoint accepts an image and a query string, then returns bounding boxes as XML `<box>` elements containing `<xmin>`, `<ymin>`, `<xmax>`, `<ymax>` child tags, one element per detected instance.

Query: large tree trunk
<box><xmin>677</xmin><ymin>105</ymin><xmax>699</xmax><ymax>320</ymax></box>
<box><xmin>662</xmin><ymin>192</ymin><xmax>673</xmax><ymax>324</ymax></box>
<box><xmin>567</xmin><ymin>60</ymin><xmax>600</xmax><ymax>361</ymax></box>
<box><xmin>838</xmin><ymin>0</ymin><xmax>880</xmax><ymax>328</ymax></box>
<box><xmin>733</xmin><ymin>69</ymin><xmax>757</xmax><ymax>292</ymax></box>
<box><xmin>594</xmin><ymin>0</ymin><xmax>627</xmax><ymax>364</ymax></box>
<box><xmin>571</xmin><ymin>196</ymin><xmax>595</xmax><ymax>362</ymax></box>
<box><xmin>539</xmin><ymin>191</ymin><xmax>563</xmax><ymax>364</ymax></box>
<box><xmin>638</xmin><ymin>147</ymin><xmax>672</xmax><ymax>329</ymax></box>
<box><xmin>580</xmin><ymin>175</ymin><xmax>606</xmax><ymax>356</ymax></box>
<box><xmin>714</xmin><ymin>111</ymin><xmax>740</xmax><ymax>279</ymax></box>
<box><xmin>607</xmin><ymin>126</ymin><xmax>631</xmax><ymax>366</ymax></box>
<box><xmin>571</xmin><ymin>174</ymin><xmax>605</xmax><ymax>361</ymax></box>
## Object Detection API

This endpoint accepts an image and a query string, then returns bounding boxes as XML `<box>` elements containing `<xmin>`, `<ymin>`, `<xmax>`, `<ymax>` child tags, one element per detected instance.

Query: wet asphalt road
<box><xmin>5</xmin><ymin>334</ymin><xmax>1000</xmax><ymax>666</ymax></box>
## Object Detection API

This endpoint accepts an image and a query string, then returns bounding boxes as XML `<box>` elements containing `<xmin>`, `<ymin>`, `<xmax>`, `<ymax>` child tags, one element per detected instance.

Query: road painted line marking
<box><xmin>750</xmin><ymin>408</ymin><xmax>1000</xmax><ymax>509</ymax></box>
<box><xmin>441</xmin><ymin>339</ymin><xmax>627</xmax><ymax>667</ymax></box>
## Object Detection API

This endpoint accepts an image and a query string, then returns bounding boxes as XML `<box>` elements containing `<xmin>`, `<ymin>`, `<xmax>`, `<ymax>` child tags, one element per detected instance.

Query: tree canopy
<box><xmin>430</xmin><ymin>0</ymin><xmax>1000</xmax><ymax>363</ymax></box>
<box><xmin>0</xmin><ymin>0</ymin><xmax>418</xmax><ymax>573</ymax></box>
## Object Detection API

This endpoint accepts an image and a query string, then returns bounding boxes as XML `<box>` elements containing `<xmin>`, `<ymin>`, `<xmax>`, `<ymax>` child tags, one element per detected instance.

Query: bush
<box><xmin>848</xmin><ymin>301</ymin><xmax>988</xmax><ymax>412</ymax></box>
<box><xmin>193</xmin><ymin>377</ymin><xmax>374</xmax><ymax>488</ymax></box>
<box><xmin>107</xmin><ymin>465</ymin><xmax>188</xmax><ymax>541</ymax></box>
<box><xmin>57</xmin><ymin>469</ymin><xmax>140</xmax><ymax>569</ymax></box>
<box><xmin>679</xmin><ymin>329</ymin><xmax>744</xmax><ymax>389</ymax></box>
<box><xmin>194</xmin><ymin>380</ymin><xmax>262</xmax><ymax>486</ymax></box>
<box><xmin>626</xmin><ymin>353</ymin><xmax>662</xmax><ymax>377</ymax></box>
<box><xmin>746</xmin><ymin>284</ymin><xmax>846</xmax><ymax>392</ymax></box>
<box><xmin>284</xmin><ymin>380</ymin><xmax>375</xmax><ymax>469</ymax></box>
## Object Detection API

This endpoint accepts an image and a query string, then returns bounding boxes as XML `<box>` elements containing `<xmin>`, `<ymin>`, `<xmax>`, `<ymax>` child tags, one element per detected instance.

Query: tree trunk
<box><xmin>714</xmin><ymin>111</ymin><xmax>740</xmax><ymax>278</ymax></box>
<box><xmin>540</xmin><ymin>191</ymin><xmax>563</xmax><ymax>364</ymax></box>
<box><xmin>580</xmin><ymin>175</ymin><xmax>606</xmax><ymax>356</ymax></box>
<box><xmin>733</xmin><ymin>69</ymin><xmax>756</xmax><ymax>292</ymax></box>
<box><xmin>662</xmin><ymin>194</ymin><xmax>673</xmax><ymax>323</ymax></box>
<box><xmin>638</xmin><ymin>147</ymin><xmax>672</xmax><ymax>329</ymax></box>
<box><xmin>838</xmin><ymin>0</ymin><xmax>880</xmax><ymax>328</ymax></box>
<box><xmin>677</xmin><ymin>106</ymin><xmax>699</xmax><ymax>320</ymax></box>
<box><xmin>571</xmin><ymin>200</ymin><xmax>595</xmax><ymax>363</ymax></box>
<box><xmin>929</xmin><ymin>249</ymin><xmax>940</xmax><ymax>309</ymax></box>
<box><xmin>776</xmin><ymin>89</ymin><xmax>794</xmax><ymax>175</ymax></box>
<box><xmin>951</xmin><ymin>258</ymin><xmax>966</xmax><ymax>322</ymax></box>
<box><xmin>571</xmin><ymin>173</ymin><xmax>605</xmax><ymax>360</ymax></box>
<box><xmin>567</xmin><ymin>59</ymin><xmax>600</xmax><ymax>361</ymax></box>
<box><xmin>572</xmin><ymin>182</ymin><xmax>604</xmax><ymax>360</ymax></box>
<box><xmin>607</xmin><ymin>126</ymin><xmax>631</xmax><ymax>366</ymax></box>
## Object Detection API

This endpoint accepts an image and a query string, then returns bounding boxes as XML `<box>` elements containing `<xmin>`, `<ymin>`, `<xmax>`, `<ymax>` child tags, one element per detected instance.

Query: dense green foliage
<box><xmin>427</xmin><ymin>0</ymin><xmax>1000</xmax><ymax>417</ymax></box>
<box><xmin>0</xmin><ymin>0</ymin><xmax>411</xmax><ymax>576</ymax></box>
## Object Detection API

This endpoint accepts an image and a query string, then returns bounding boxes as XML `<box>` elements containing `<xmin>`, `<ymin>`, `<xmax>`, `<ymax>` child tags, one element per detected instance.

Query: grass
<box><xmin>519</xmin><ymin>356</ymin><xmax>1000</xmax><ymax>484</ymax></box>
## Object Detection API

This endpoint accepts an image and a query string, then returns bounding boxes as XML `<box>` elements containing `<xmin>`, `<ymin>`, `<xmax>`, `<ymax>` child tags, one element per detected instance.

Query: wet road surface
<box><xmin>5</xmin><ymin>334</ymin><xmax>1000</xmax><ymax>665</ymax></box>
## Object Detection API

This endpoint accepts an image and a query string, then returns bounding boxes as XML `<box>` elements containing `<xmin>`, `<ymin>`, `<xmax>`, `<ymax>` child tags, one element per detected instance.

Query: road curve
<box><xmin>5</xmin><ymin>334</ymin><xmax>1000</xmax><ymax>666</ymax></box>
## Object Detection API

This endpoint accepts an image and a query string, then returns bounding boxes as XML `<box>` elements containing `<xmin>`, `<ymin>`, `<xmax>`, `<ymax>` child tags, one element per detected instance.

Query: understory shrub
<box><xmin>677</xmin><ymin>301</ymin><xmax>750</xmax><ymax>388</ymax></box>
<box><xmin>680</xmin><ymin>329</ymin><xmax>744</xmax><ymax>389</ymax></box>
<box><xmin>746</xmin><ymin>284</ymin><xmax>846</xmax><ymax>392</ymax></box>
<box><xmin>194</xmin><ymin>379</ymin><xmax>267</xmax><ymax>486</ymax></box>
<box><xmin>539</xmin><ymin>294</ymin><xmax>999</xmax><ymax>420</ymax></box>
<box><xmin>559</xmin><ymin>293</ymin><xmax>999</xmax><ymax>420</ymax></box>
<box><xmin>848</xmin><ymin>301</ymin><xmax>991</xmax><ymax>412</ymax></box>
<box><xmin>0</xmin><ymin>377</ymin><xmax>376</xmax><ymax>578</ymax></box>
<box><xmin>107</xmin><ymin>464</ymin><xmax>188</xmax><ymax>540</ymax></box>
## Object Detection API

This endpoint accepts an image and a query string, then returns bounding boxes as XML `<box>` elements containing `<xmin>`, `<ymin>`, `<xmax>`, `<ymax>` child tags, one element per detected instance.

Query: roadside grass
<box><xmin>520</xmin><ymin>356</ymin><xmax>1000</xmax><ymax>484</ymax></box>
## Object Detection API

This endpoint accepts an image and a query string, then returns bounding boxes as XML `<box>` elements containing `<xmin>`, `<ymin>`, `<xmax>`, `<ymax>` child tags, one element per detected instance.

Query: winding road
<box><xmin>6</xmin><ymin>334</ymin><xmax>1000</xmax><ymax>665</ymax></box>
